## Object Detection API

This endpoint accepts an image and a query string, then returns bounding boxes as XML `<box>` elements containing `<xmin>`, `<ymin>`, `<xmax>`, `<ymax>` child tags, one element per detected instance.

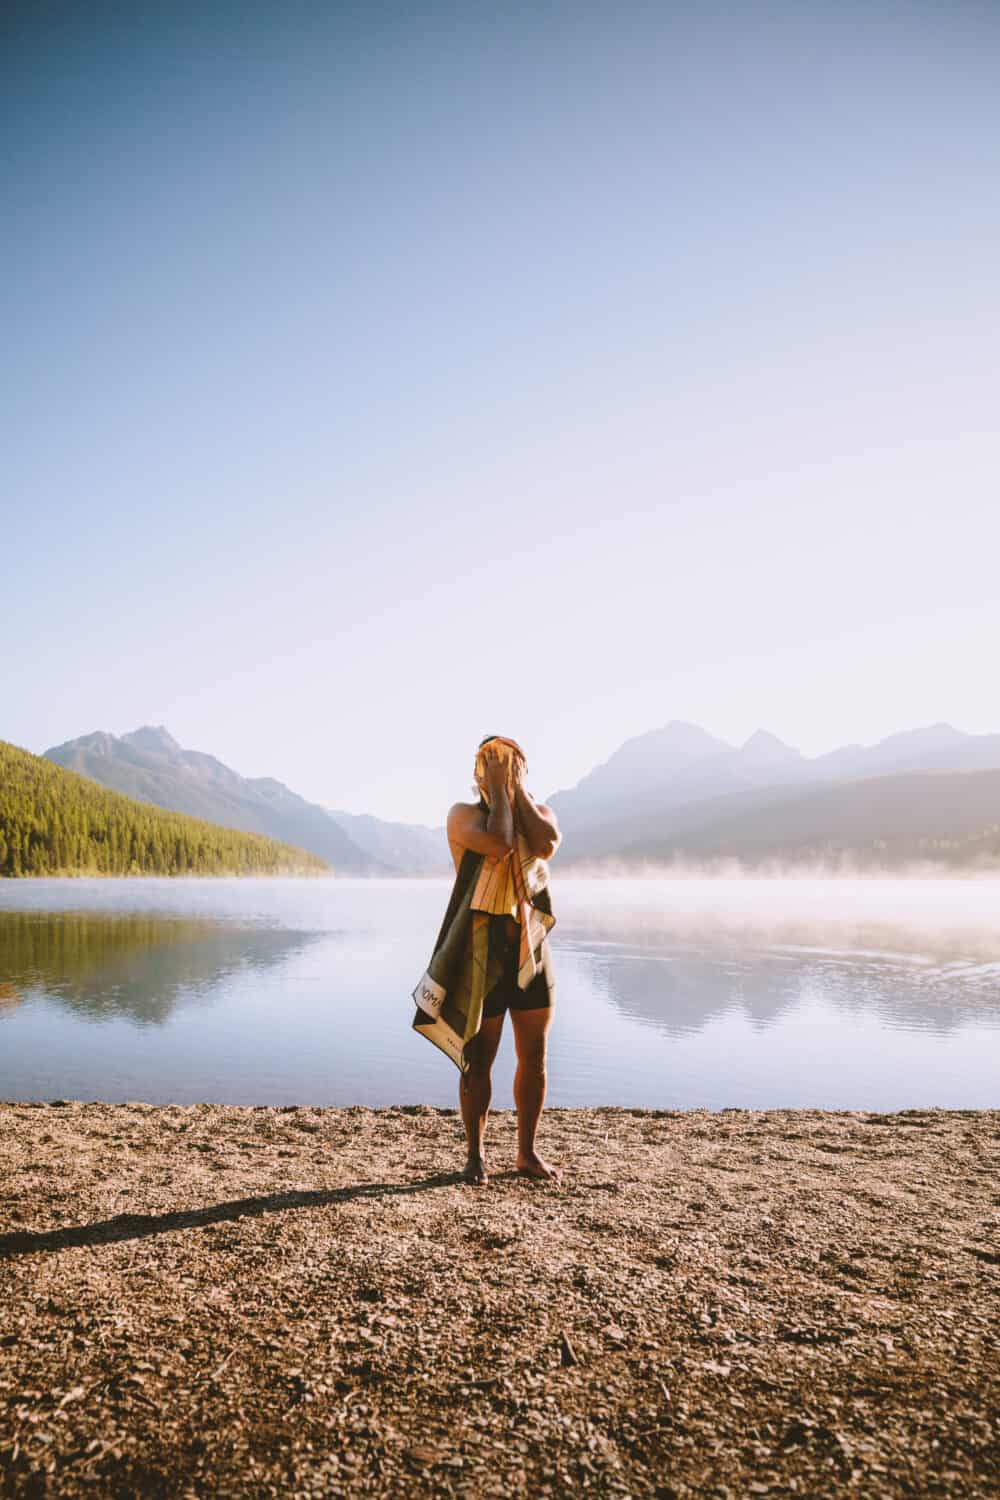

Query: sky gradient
<box><xmin>5</xmin><ymin>0</ymin><xmax>1000</xmax><ymax>822</ymax></box>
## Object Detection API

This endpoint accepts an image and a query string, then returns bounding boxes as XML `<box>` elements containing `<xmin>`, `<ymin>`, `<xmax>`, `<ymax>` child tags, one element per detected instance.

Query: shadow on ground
<box><xmin>0</xmin><ymin>1172</ymin><xmax>472</xmax><ymax>1258</ymax></box>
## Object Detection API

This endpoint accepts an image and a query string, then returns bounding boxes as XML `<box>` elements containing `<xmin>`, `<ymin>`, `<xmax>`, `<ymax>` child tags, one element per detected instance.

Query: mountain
<box><xmin>547</xmin><ymin>721</ymin><xmax>734</xmax><ymax>830</ymax></box>
<box><xmin>738</xmin><ymin>728</ymin><xmax>804</xmax><ymax>769</ymax></box>
<box><xmin>123</xmin><ymin>725</ymin><xmax>183</xmax><ymax>756</ymax></box>
<box><xmin>550</xmin><ymin>719</ymin><xmax>1000</xmax><ymax>861</ymax></box>
<box><xmin>39</xmin><ymin>716</ymin><xmax>1000</xmax><ymax>876</ymax></box>
<box><xmin>327</xmin><ymin>810</ymin><xmax>448</xmax><ymax>874</ymax></box>
<box><xmin>810</xmin><ymin>722</ymin><xmax>1000</xmax><ymax>778</ymax></box>
<box><xmin>0</xmin><ymin>739</ymin><xmax>327</xmax><ymax>878</ymax></box>
<box><xmin>44</xmin><ymin>725</ymin><xmax>378</xmax><ymax>873</ymax></box>
<box><xmin>548</xmin><ymin>722</ymin><xmax>809</xmax><ymax>854</ymax></box>
<box><xmin>610</xmin><ymin>768</ymin><xmax>1000</xmax><ymax>871</ymax></box>
<box><xmin>43</xmin><ymin>726</ymin><xmax>444</xmax><ymax>874</ymax></box>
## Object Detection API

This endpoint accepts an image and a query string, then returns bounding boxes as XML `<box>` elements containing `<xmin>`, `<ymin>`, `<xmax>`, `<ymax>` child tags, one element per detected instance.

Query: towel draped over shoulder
<box><xmin>411</xmin><ymin>831</ymin><xmax>555</xmax><ymax>1072</ymax></box>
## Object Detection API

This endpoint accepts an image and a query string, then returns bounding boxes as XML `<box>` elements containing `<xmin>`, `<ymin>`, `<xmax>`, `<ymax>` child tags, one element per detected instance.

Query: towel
<box><xmin>411</xmin><ymin>831</ymin><xmax>555</xmax><ymax>1073</ymax></box>
<box><xmin>468</xmin><ymin>735</ymin><xmax>550</xmax><ymax>987</ymax></box>
<box><xmin>470</xmin><ymin>829</ymin><xmax>553</xmax><ymax>990</ymax></box>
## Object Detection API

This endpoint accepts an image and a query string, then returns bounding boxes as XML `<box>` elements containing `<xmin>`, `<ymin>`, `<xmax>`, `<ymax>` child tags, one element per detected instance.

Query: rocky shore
<box><xmin>1</xmin><ymin>1103</ymin><xmax>997</xmax><ymax>1498</ymax></box>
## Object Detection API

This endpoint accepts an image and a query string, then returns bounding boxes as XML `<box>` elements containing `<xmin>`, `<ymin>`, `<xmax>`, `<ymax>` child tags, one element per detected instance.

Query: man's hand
<box><xmin>481</xmin><ymin>743</ymin><xmax>510</xmax><ymax>796</ymax></box>
<box><xmin>450</xmin><ymin>745</ymin><xmax>517</xmax><ymax>860</ymax></box>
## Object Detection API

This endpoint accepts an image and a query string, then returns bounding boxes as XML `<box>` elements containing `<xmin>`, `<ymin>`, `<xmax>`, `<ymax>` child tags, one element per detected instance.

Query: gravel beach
<box><xmin>1</xmin><ymin>1102</ymin><xmax>997</xmax><ymax>1498</ymax></box>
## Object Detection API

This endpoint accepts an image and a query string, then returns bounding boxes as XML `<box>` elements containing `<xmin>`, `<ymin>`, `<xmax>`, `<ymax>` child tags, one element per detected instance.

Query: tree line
<box><xmin>0</xmin><ymin>739</ymin><xmax>328</xmax><ymax>878</ymax></box>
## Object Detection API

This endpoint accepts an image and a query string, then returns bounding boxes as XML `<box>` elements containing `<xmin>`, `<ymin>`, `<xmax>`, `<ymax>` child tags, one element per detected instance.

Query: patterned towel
<box><xmin>470</xmin><ymin>831</ymin><xmax>553</xmax><ymax>989</ymax></box>
<box><xmin>411</xmin><ymin>835</ymin><xmax>555</xmax><ymax>1073</ymax></box>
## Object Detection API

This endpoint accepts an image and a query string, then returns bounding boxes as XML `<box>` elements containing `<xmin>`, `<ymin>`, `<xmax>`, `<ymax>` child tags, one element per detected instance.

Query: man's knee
<box><xmin>462</xmin><ymin>1044</ymin><xmax>497</xmax><ymax>1081</ymax></box>
<box><xmin>515</xmin><ymin>1038</ymin><xmax>547</xmax><ymax>1074</ymax></box>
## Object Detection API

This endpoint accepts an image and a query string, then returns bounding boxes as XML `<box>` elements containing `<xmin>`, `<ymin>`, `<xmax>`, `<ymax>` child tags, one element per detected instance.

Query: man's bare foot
<box><xmin>462</xmin><ymin>1153</ymin><xmax>489</xmax><ymax>1186</ymax></box>
<box><xmin>516</xmin><ymin>1150</ymin><xmax>561</xmax><ymax>1181</ymax></box>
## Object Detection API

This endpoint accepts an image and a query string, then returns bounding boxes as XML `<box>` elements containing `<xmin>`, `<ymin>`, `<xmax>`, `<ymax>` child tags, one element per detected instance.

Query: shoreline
<box><xmin>2</xmin><ymin>1103</ymin><xmax>997</xmax><ymax>1497</ymax></box>
<box><xmin>7</xmin><ymin>869</ymin><xmax>1000</xmax><ymax>881</ymax></box>
<box><xmin>0</xmin><ymin>870</ymin><xmax>336</xmax><ymax>882</ymax></box>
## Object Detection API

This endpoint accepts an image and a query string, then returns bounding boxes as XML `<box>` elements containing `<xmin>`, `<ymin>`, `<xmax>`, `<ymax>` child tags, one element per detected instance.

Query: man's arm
<box><xmin>447</xmin><ymin>801</ymin><xmax>514</xmax><ymax>861</ymax></box>
<box><xmin>513</xmin><ymin>784</ymin><xmax>561</xmax><ymax>860</ymax></box>
<box><xmin>447</xmin><ymin>746</ymin><xmax>515</xmax><ymax>860</ymax></box>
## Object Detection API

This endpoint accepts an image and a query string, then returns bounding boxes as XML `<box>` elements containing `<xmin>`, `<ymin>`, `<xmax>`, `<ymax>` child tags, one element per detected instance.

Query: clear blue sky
<box><xmin>4</xmin><ymin>0</ymin><xmax>999</xmax><ymax>823</ymax></box>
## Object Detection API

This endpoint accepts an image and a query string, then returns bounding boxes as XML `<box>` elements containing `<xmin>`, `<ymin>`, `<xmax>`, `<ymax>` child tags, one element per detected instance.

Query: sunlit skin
<box><xmin>447</xmin><ymin>742</ymin><xmax>562</xmax><ymax>1186</ymax></box>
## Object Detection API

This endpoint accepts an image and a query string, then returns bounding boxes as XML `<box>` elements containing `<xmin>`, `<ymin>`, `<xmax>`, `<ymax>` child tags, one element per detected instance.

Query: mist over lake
<box><xmin>1</xmin><ymin>877</ymin><xmax>997</xmax><ymax>1111</ymax></box>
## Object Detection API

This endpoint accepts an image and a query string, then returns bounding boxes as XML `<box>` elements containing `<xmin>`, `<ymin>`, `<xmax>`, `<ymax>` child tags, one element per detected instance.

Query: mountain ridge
<box><xmin>43</xmin><ymin>727</ymin><xmax>447</xmax><ymax>875</ymax></box>
<box><xmin>38</xmin><ymin>716</ymin><xmax>1000</xmax><ymax>874</ymax></box>
<box><xmin>44</xmin><ymin>727</ymin><xmax>377</xmax><ymax>873</ymax></box>
<box><xmin>548</xmin><ymin>718</ymin><xmax>1000</xmax><ymax>860</ymax></box>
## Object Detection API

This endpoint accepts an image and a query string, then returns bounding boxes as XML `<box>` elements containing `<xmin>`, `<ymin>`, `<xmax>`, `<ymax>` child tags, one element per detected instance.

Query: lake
<box><xmin>0</xmin><ymin>877</ymin><xmax>998</xmax><ymax>1110</ymax></box>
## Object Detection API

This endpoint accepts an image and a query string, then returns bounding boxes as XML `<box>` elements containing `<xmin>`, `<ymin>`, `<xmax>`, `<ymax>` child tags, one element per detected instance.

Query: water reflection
<box><xmin>567</xmin><ymin>925</ymin><xmax>1000</xmax><ymax>1042</ymax></box>
<box><xmin>0</xmin><ymin>911</ymin><xmax>318</xmax><ymax>1026</ymax></box>
<box><xmin>569</xmin><ymin>945</ymin><xmax>799</xmax><ymax>1037</ymax></box>
<box><xmin>0</xmin><ymin>980</ymin><xmax>22</xmax><ymax>1013</ymax></box>
<box><xmin>0</xmin><ymin>880</ymin><xmax>997</xmax><ymax>1107</ymax></box>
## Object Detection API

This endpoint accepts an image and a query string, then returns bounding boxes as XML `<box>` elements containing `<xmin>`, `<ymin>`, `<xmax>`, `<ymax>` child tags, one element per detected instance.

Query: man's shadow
<box><xmin>0</xmin><ymin>1171</ymin><xmax>483</xmax><ymax>1260</ymax></box>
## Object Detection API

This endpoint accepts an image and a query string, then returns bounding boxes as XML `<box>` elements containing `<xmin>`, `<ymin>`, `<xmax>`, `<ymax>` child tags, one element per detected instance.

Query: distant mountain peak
<box><xmin>610</xmin><ymin>720</ymin><xmax>733</xmax><ymax>765</ymax></box>
<box><xmin>739</xmin><ymin>729</ymin><xmax>802</xmax><ymax>764</ymax></box>
<box><xmin>74</xmin><ymin>730</ymin><xmax>118</xmax><ymax>756</ymax></box>
<box><xmin>876</xmin><ymin>722</ymin><xmax>966</xmax><ymax>749</ymax></box>
<box><xmin>657</xmin><ymin>720</ymin><xmax>731</xmax><ymax>750</ymax></box>
<box><xmin>122</xmin><ymin>725</ymin><xmax>181</xmax><ymax>756</ymax></box>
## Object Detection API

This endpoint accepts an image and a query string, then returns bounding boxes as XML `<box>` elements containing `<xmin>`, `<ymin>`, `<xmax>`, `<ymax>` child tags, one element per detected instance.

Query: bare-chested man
<box><xmin>447</xmin><ymin>739</ymin><xmax>562</xmax><ymax>1186</ymax></box>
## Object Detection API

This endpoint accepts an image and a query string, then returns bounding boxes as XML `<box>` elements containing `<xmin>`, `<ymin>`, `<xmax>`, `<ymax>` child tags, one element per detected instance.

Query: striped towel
<box><xmin>469</xmin><ymin>734</ymin><xmax>552</xmax><ymax>988</ymax></box>
<box><xmin>470</xmin><ymin>832</ymin><xmax>553</xmax><ymax>989</ymax></box>
<box><xmin>411</xmin><ymin>834</ymin><xmax>555</xmax><ymax>1073</ymax></box>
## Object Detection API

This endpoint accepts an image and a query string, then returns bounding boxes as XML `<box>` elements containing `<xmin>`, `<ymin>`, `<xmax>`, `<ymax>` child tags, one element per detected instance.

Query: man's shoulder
<box><xmin>447</xmin><ymin>800</ymin><xmax>485</xmax><ymax>824</ymax></box>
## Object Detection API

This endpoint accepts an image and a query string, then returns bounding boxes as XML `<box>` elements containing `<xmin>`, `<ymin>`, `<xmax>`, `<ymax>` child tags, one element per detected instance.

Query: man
<box><xmin>411</xmin><ymin>736</ymin><xmax>561</xmax><ymax>1185</ymax></box>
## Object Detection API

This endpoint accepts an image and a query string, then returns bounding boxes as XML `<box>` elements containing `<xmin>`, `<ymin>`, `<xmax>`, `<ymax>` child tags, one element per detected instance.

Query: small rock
<box><xmin>560</xmin><ymin>1330</ymin><xmax>579</xmax><ymax>1366</ymax></box>
<box><xmin>405</xmin><ymin>1446</ymin><xmax>442</xmax><ymax>1466</ymax></box>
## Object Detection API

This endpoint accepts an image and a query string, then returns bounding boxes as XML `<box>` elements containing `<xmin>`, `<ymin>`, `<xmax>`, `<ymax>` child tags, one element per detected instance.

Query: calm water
<box><xmin>1</xmin><ymin>878</ymin><xmax>998</xmax><ymax>1109</ymax></box>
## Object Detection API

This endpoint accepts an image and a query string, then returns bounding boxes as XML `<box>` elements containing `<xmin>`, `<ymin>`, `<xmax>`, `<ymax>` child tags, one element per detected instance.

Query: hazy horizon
<box><xmin>6</xmin><ymin>0</ymin><xmax>1000</xmax><ymax>823</ymax></box>
<box><xmin>24</xmin><ymin>713</ymin><xmax>1000</xmax><ymax>830</ymax></box>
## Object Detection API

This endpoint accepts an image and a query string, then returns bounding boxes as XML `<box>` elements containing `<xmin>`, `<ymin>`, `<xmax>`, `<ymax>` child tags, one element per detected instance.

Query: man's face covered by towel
<box><xmin>475</xmin><ymin>737</ymin><xmax>527</xmax><ymax>808</ymax></box>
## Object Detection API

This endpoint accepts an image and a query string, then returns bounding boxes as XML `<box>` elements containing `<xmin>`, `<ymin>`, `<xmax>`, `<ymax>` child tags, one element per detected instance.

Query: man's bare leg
<box><xmin>511</xmin><ymin>1007</ymin><xmax>560</xmax><ymax>1180</ymax></box>
<box><xmin>459</xmin><ymin>1014</ymin><xmax>504</xmax><ymax>1185</ymax></box>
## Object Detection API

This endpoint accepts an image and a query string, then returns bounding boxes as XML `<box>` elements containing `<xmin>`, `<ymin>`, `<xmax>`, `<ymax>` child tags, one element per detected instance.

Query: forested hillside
<box><xmin>0</xmin><ymin>740</ymin><xmax>328</xmax><ymax>877</ymax></box>
<box><xmin>44</xmin><ymin>725</ymin><xmax>375</xmax><ymax>872</ymax></box>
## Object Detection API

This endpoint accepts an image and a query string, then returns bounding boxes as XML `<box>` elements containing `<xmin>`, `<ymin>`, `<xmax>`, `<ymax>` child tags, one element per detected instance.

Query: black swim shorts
<box><xmin>482</xmin><ymin>920</ymin><xmax>553</xmax><ymax>1019</ymax></box>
